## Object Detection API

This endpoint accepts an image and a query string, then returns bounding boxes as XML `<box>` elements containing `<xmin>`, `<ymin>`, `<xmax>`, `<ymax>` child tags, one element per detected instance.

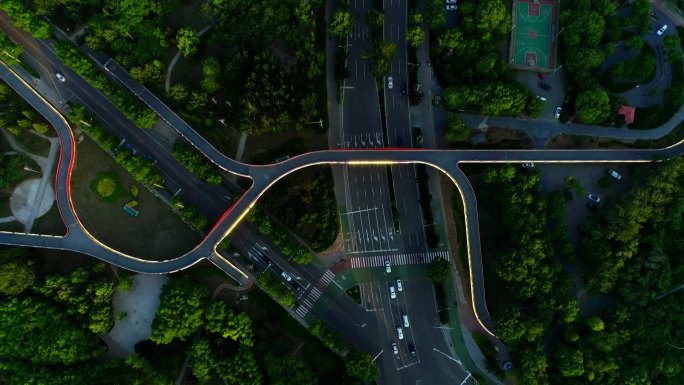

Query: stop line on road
<box><xmin>350</xmin><ymin>250</ymin><xmax>450</xmax><ymax>269</ymax></box>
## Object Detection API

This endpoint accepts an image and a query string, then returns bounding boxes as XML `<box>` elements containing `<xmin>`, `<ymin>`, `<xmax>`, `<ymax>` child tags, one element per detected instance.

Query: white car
<box><xmin>555</xmin><ymin>106</ymin><xmax>562</xmax><ymax>119</ymax></box>
<box><xmin>385</xmin><ymin>260</ymin><xmax>391</xmax><ymax>273</ymax></box>
<box><xmin>402</xmin><ymin>314</ymin><xmax>410</xmax><ymax>328</ymax></box>
<box><xmin>280</xmin><ymin>271</ymin><xmax>292</xmax><ymax>282</ymax></box>
<box><xmin>397</xmin><ymin>327</ymin><xmax>404</xmax><ymax>340</ymax></box>
<box><xmin>657</xmin><ymin>24</ymin><xmax>668</xmax><ymax>36</ymax></box>
<box><xmin>588</xmin><ymin>194</ymin><xmax>601</xmax><ymax>203</ymax></box>
<box><xmin>392</xmin><ymin>342</ymin><xmax>399</xmax><ymax>355</ymax></box>
<box><xmin>522</xmin><ymin>162</ymin><xmax>534</xmax><ymax>169</ymax></box>
<box><xmin>396</xmin><ymin>279</ymin><xmax>403</xmax><ymax>292</ymax></box>
<box><xmin>55</xmin><ymin>73</ymin><xmax>66</xmax><ymax>83</ymax></box>
<box><xmin>446</xmin><ymin>4</ymin><xmax>457</xmax><ymax>10</ymax></box>
<box><xmin>389</xmin><ymin>285</ymin><xmax>397</xmax><ymax>299</ymax></box>
<box><xmin>446</xmin><ymin>0</ymin><xmax>457</xmax><ymax>3</ymax></box>
<box><xmin>536</xmin><ymin>95</ymin><xmax>547</xmax><ymax>101</ymax></box>
<box><xmin>607</xmin><ymin>169</ymin><xmax>622</xmax><ymax>180</ymax></box>
<box><xmin>387</xmin><ymin>76</ymin><xmax>393</xmax><ymax>89</ymax></box>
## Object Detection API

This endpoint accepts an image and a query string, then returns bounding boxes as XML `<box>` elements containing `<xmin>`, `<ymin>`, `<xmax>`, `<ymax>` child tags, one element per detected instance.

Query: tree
<box><xmin>264</xmin><ymin>354</ymin><xmax>314</xmax><ymax>385</ymax></box>
<box><xmin>176</xmin><ymin>28</ymin><xmax>200</xmax><ymax>57</ymax></box>
<box><xmin>0</xmin><ymin>260</ymin><xmax>34</xmax><ymax>296</ymax></box>
<box><xmin>170</xmin><ymin>83</ymin><xmax>189</xmax><ymax>101</ymax></box>
<box><xmin>345</xmin><ymin>350</ymin><xmax>378</xmax><ymax>382</ymax></box>
<box><xmin>587</xmin><ymin>316</ymin><xmax>605</xmax><ymax>332</ymax></box>
<box><xmin>329</xmin><ymin>7</ymin><xmax>353</xmax><ymax>38</ymax></box>
<box><xmin>150</xmin><ymin>277</ymin><xmax>209</xmax><ymax>344</ymax></box>
<box><xmin>476</xmin><ymin>0</ymin><xmax>511</xmax><ymax>39</ymax></box>
<box><xmin>554</xmin><ymin>343</ymin><xmax>585</xmax><ymax>377</ymax></box>
<box><xmin>563</xmin><ymin>176</ymin><xmax>585</xmax><ymax>198</ymax></box>
<box><xmin>575</xmin><ymin>89</ymin><xmax>610</xmax><ymax>124</ymax></box>
<box><xmin>427</xmin><ymin>257</ymin><xmax>451</xmax><ymax>283</ymax></box>
<box><xmin>444</xmin><ymin>113</ymin><xmax>470</xmax><ymax>143</ymax></box>
<box><xmin>406</xmin><ymin>26</ymin><xmax>425</xmax><ymax>47</ymax></box>
<box><xmin>204</xmin><ymin>301</ymin><xmax>254</xmax><ymax>346</ymax></box>
<box><xmin>625</xmin><ymin>36</ymin><xmax>644</xmax><ymax>51</ymax></box>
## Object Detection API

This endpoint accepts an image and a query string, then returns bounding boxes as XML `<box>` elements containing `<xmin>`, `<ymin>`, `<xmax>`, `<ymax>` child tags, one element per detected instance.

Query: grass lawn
<box><xmin>32</xmin><ymin>203</ymin><xmax>66</xmax><ymax>236</ymax></box>
<box><xmin>71</xmin><ymin>137</ymin><xmax>200</xmax><ymax>260</ymax></box>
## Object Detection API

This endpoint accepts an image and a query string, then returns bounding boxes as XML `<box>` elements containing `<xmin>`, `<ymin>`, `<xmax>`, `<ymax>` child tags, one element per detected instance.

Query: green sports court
<box><xmin>509</xmin><ymin>0</ymin><xmax>558</xmax><ymax>71</ymax></box>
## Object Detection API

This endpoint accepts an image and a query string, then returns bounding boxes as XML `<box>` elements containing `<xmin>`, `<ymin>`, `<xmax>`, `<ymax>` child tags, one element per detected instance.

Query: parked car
<box><xmin>55</xmin><ymin>73</ymin><xmax>66</xmax><ymax>83</ymax></box>
<box><xmin>555</xmin><ymin>106</ymin><xmax>562</xmax><ymax>119</ymax></box>
<box><xmin>538</xmin><ymin>82</ymin><xmax>551</xmax><ymax>91</ymax></box>
<box><xmin>124</xmin><ymin>142</ymin><xmax>138</xmax><ymax>155</ymax></box>
<box><xmin>522</xmin><ymin>162</ymin><xmax>535</xmax><ymax>169</ymax></box>
<box><xmin>607</xmin><ymin>169</ymin><xmax>622</xmax><ymax>180</ymax></box>
<box><xmin>536</xmin><ymin>95</ymin><xmax>547</xmax><ymax>101</ymax></box>
<box><xmin>396</xmin><ymin>279</ymin><xmax>403</xmax><ymax>292</ymax></box>
<box><xmin>392</xmin><ymin>343</ymin><xmax>399</xmax><ymax>355</ymax></box>
<box><xmin>408</xmin><ymin>343</ymin><xmax>416</xmax><ymax>356</ymax></box>
<box><xmin>387</xmin><ymin>76</ymin><xmax>393</xmax><ymax>89</ymax></box>
<box><xmin>588</xmin><ymin>194</ymin><xmax>601</xmax><ymax>203</ymax></box>
<box><xmin>397</xmin><ymin>327</ymin><xmax>404</xmax><ymax>340</ymax></box>
<box><xmin>446</xmin><ymin>0</ymin><xmax>457</xmax><ymax>3</ymax></box>
<box><xmin>657</xmin><ymin>24</ymin><xmax>668</xmax><ymax>36</ymax></box>
<box><xmin>385</xmin><ymin>260</ymin><xmax>392</xmax><ymax>273</ymax></box>
<box><xmin>389</xmin><ymin>285</ymin><xmax>397</xmax><ymax>299</ymax></box>
<box><xmin>446</xmin><ymin>4</ymin><xmax>457</xmax><ymax>10</ymax></box>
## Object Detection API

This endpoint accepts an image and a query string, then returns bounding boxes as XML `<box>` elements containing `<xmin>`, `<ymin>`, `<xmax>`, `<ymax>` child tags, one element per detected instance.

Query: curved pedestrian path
<box><xmin>3</xmin><ymin>60</ymin><xmax>684</xmax><ymax>339</ymax></box>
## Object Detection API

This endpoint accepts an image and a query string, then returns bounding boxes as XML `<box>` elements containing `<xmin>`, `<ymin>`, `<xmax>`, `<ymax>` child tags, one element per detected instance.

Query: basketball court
<box><xmin>509</xmin><ymin>0</ymin><xmax>558</xmax><ymax>72</ymax></box>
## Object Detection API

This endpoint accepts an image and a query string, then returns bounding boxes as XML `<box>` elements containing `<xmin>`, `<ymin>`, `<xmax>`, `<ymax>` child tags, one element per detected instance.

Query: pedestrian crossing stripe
<box><xmin>350</xmin><ymin>250</ymin><xmax>450</xmax><ymax>269</ymax></box>
<box><xmin>295</xmin><ymin>270</ymin><xmax>335</xmax><ymax>318</ymax></box>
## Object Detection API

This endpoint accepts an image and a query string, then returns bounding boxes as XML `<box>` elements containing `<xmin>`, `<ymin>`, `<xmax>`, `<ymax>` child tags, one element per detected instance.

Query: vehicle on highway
<box><xmin>522</xmin><ymin>162</ymin><xmax>534</xmax><ymax>169</ymax></box>
<box><xmin>392</xmin><ymin>342</ymin><xmax>399</xmax><ymax>355</ymax></box>
<box><xmin>657</xmin><ymin>24</ymin><xmax>668</xmax><ymax>36</ymax></box>
<box><xmin>446</xmin><ymin>0</ymin><xmax>457</xmax><ymax>3</ymax></box>
<box><xmin>385</xmin><ymin>260</ymin><xmax>391</xmax><ymax>273</ymax></box>
<box><xmin>607</xmin><ymin>169</ymin><xmax>622</xmax><ymax>180</ymax></box>
<box><xmin>536</xmin><ymin>95</ymin><xmax>546</xmax><ymax>101</ymax></box>
<box><xmin>402</xmin><ymin>314</ymin><xmax>410</xmax><ymax>327</ymax></box>
<box><xmin>145</xmin><ymin>153</ymin><xmax>157</xmax><ymax>164</ymax></box>
<box><xmin>588</xmin><ymin>194</ymin><xmax>601</xmax><ymax>203</ymax></box>
<box><xmin>55</xmin><ymin>73</ymin><xmax>66</xmax><ymax>83</ymax></box>
<box><xmin>387</xmin><ymin>76</ymin><xmax>393</xmax><ymax>89</ymax></box>
<box><xmin>400</xmin><ymin>83</ymin><xmax>407</xmax><ymax>95</ymax></box>
<box><xmin>586</xmin><ymin>203</ymin><xmax>598</xmax><ymax>211</ymax></box>
<box><xmin>281</xmin><ymin>271</ymin><xmax>292</xmax><ymax>282</ymax></box>
<box><xmin>124</xmin><ymin>142</ymin><xmax>138</xmax><ymax>155</ymax></box>
<box><xmin>389</xmin><ymin>285</ymin><xmax>397</xmax><ymax>299</ymax></box>
<box><xmin>396</xmin><ymin>279</ymin><xmax>403</xmax><ymax>291</ymax></box>
<box><xmin>409</xmin><ymin>343</ymin><xmax>416</xmax><ymax>356</ymax></box>
<box><xmin>555</xmin><ymin>106</ymin><xmax>562</xmax><ymax>119</ymax></box>
<box><xmin>446</xmin><ymin>4</ymin><xmax>457</xmax><ymax>10</ymax></box>
<box><xmin>538</xmin><ymin>82</ymin><xmax>551</xmax><ymax>91</ymax></box>
<box><xmin>397</xmin><ymin>327</ymin><xmax>404</xmax><ymax>340</ymax></box>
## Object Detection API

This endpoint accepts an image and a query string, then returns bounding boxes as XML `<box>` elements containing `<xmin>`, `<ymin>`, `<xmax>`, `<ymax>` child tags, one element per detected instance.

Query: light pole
<box><xmin>23</xmin><ymin>165</ymin><xmax>40</xmax><ymax>174</ymax></box>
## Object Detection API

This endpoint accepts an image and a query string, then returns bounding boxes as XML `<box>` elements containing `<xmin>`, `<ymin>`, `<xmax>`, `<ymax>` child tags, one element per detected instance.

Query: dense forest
<box><xmin>474</xmin><ymin>159</ymin><xmax>684</xmax><ymax>384</ymax></box>
<box><xmin>0</xmin><ymin>248</ymin><xmax>377</xmax><ymax>384</ymax></box>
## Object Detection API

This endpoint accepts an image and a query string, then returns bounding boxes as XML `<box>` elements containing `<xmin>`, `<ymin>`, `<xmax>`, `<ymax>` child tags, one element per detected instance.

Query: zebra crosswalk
<box><xmin>350</xmin><ymin>250</ymin><xmax>450</xmax><ymax>269</ymax></box>
<box><xmin>295</xmin><ymin>269</ymin><xmax>336</xmax><ymax>318</ymax></box>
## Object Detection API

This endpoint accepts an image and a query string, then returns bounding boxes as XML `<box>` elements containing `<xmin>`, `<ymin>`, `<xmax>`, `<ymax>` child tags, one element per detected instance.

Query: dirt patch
<box><xmin>71</xmin><ymin>137</ymin><xmax>200</xmax><ymax>260</ymax></box>
<box><xmin>546</xmin><ymin>134</ymin><xmax>635</xmax><ymax>149</ymax></box>
<box><xmin>481</xmin><ymin>127</ymin><xmax>533</xmax><ymax>148</ymax></box>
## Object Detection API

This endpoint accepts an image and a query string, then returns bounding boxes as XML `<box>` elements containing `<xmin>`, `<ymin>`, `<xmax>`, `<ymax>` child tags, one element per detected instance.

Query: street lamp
<box><xmin>23</xmin><ymin>165</ymin><xmax>40</xmax><ymax>174</ymax></box>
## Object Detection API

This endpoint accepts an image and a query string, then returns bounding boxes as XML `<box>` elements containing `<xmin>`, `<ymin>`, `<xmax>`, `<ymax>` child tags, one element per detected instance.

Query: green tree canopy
<box><xmin>575</xmin><ymin>89</ymin><xmax>610</xmax><ymax>124</ymax></box>
<box><xmin>329</xmin><ymin>7</ymin><xmax>353</xmax><ymax>38</ymax></box>
<box><xmin>345</xmin><ymin>350</ymin><xmax>378</xmax><ymax>382</ymax></box>
<box><xmin>150</xmin><ymin>277</ymin><xmax>210</xmax><ymax>344</ymax></box>
<box><xmin>427</xmin><ymin>257</ymin><xmax>451</xmax><ymax>283</ymax></box>
<box><xmin>176</xmin><ymin>28</ymin><xmax>200</xmax><ymax>57</ymax></box>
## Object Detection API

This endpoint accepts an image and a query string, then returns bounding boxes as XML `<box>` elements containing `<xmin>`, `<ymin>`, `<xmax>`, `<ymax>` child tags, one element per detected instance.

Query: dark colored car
<box><xmin>408</xmin><ymin>343</ymin><xmax>416</xmax><ymax>356</ymax></box>
<box><xmin>538</xmin><ymin>82</ymin><xmax>551</xmax><ymax>91</ymax></box>
<box><xmin>400</xmin><ymin>83</ymin><xmax>407</xmax><ymax>95</ymax></box>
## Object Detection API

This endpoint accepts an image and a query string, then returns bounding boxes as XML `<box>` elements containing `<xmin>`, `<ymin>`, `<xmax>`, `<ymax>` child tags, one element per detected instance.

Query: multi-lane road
<box><xmin>2</xmin><ymin>5</ymin><xmax>684</xmax><ymax>384</ymax></box>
